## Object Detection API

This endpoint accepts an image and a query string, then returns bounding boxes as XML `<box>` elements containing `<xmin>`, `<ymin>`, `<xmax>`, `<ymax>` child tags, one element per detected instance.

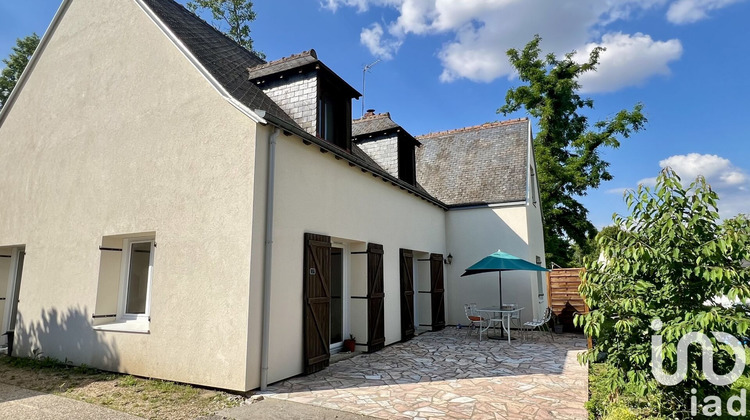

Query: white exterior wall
<box><xmin>0</xmin><ymin>0</ymin><xmax>259</xmax><ymax>391</ymax></box>
<box><xmin>445</xmin><ymin>204</ymin><xmax>542</xmax><ymax>325</ymax></box>
<box><xmin>254</xmin><ymin>125</ymin><xmax>447</xmax><ymax>385</ymax></box>
<box><xmin>355</xmin><ymin>135</ymin><xmax>399</xmax><ymax>178</ymax></box>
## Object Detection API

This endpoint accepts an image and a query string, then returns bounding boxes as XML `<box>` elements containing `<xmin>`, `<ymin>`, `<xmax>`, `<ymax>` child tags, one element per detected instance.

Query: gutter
<box><xmin>448</xmin><ymin>200</ymin><xmax>527</xmax><ymax>211</ymax></box>
<box><xmin>260</xmin><ymin>127</ymin><xmax>281</xmax><ymax>390</ymax></box>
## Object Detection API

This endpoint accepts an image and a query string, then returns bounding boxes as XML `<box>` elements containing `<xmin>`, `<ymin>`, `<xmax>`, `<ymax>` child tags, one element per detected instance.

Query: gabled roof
<box><xmin>352</xmin><ymin>111</ymin><xmax>420</xmax><ymax>146</ymax></box>
<box><xmin>247</xmin><ymin>49</ymin><xmax>361</xmax><ymax>99</ymax></box>
<box><xmin>416</xmin><ymin>119</ymin><xmax>530</xmax><ymax>207</ymax></box>
<box><xmin>247</xmin><ymin>50</ymin><xmax>319</xmax><ymax>80</ymax></box>
<box><xmin>141</xmin><ymin>0</ymin><xmax>299</xmax><ymax>128</ymax></box>
<box><xmin>352</xmin><ymin>112</ymin><xmax>400</xmax><ymax>137</ymax></box>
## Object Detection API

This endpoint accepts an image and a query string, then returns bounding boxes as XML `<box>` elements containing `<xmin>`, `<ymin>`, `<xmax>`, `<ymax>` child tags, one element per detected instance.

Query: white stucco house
<box><xmin>0</xmin><ymin>0</ymin><xmax>545</xmax><ymax>392</ymax></box>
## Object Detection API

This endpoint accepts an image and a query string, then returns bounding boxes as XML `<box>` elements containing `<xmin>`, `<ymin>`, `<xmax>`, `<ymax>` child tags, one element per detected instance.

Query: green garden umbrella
<box><xmin>461</xmin><ymin>250</ymin><xmax>549</xmax><ymax>318</ymax></box>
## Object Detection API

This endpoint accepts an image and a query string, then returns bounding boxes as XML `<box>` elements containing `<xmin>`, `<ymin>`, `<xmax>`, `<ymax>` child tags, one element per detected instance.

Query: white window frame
<box><xmin>117</xmin><ymin>238</ymin><xmax>154</xmax><ymax>323</ymax></box>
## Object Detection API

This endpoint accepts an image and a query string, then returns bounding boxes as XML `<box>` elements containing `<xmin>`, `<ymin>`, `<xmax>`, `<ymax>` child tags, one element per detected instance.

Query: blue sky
<box><xmin>2</xmin><ymin>0</ymin><xmax>749</xmax><ymax>228</ymax></box>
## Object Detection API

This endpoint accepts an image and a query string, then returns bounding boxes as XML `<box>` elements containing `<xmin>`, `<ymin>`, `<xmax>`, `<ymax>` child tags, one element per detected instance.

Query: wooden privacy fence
<box><xmin>547</xmin><ymin>268</ymin><xmax>588</xmax><ymax>332</ymax></box>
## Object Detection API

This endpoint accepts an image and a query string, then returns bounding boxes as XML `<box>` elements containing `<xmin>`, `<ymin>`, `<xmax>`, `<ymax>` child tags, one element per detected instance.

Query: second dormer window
<box><xmin>318</xmin><ymin>95</ymin><xmax>336</xmax><ymax>142</ymax></box>
<box><xmin>317</xmin><ymin>77</ymin><xmax>351</xmax><ymax>150</ymax></box>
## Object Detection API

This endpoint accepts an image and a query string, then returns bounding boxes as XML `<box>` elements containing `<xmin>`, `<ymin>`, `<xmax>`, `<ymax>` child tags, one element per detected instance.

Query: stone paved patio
<box><xmin>266</xmin><ymin>328</ymin><xmax>588</xmax><ymax>419</ymax></box>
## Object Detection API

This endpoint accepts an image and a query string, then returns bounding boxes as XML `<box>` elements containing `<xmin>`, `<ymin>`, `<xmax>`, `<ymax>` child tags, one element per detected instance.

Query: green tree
<box><xmin>577</xmin><ymin>169</ymin><xmax>750</xmax><ymax>416</ymax></box>
<box><xmin>187</xmin><ymin>0</ymin><xmax>265</xmax><ymax>59</ymax></box>
<box><xmin>499</xmin><ymin>35</ymin><xmax>647</xmax><ymax>267</ymax></box>
<box><xmin>0</xmin><ymin>33</ymin><xmax>40</xmax><ymax>111</ymax></box>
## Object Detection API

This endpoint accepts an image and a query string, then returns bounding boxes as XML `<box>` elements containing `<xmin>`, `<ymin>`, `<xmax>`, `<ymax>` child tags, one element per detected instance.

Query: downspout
<box><xmin>260</xmin><ymin>127</ymin><xmax>281</xmax><ymax>390</ymax></box>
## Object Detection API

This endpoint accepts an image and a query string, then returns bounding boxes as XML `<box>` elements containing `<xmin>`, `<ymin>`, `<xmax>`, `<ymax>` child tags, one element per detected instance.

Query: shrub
<box><xmin>576</xmin><ymin>168</ymin><xmax>750</xmax><ymax>416</ymax></box>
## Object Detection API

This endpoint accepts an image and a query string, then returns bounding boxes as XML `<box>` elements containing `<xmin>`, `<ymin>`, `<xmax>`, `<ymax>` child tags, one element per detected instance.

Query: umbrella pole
<box><xmin>498</xmin><ymin>271</ymin><xmax>504</xmax><ymax>338</ymax></box>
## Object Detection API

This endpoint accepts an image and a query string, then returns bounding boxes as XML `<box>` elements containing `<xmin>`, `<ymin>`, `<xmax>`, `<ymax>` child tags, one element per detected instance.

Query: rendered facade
<box><xmin>0</xmin><ymin>0</ymin><xmax>545</xmax><ymax>391</ymax></box>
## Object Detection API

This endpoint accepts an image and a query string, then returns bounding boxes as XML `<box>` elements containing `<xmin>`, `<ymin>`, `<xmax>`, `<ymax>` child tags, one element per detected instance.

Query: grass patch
<box><xmin>0</xmin><ymin>355</ymin><xmax>242</xmax><ymax>419</ymax></box>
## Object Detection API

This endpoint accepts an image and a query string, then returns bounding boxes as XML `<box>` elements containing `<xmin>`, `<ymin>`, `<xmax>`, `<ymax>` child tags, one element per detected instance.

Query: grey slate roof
<box><xmin>352</xmin><ymin>113</ymin><xmax>400</xmax><ymax>138</ymax></box>
<box><xmin>142</xmin><ymin>0</ymin><xmax>299</xmax><ymax>128</ymax></box>
<box><xmin>247</xmin><ymin>50</ymin><xmax>319</xmax><ymax>80</ymax></box>
<box><xmin>415</xmin><ymin>119</ymin><xmax>530</xmax><ymax>206</ymax></box>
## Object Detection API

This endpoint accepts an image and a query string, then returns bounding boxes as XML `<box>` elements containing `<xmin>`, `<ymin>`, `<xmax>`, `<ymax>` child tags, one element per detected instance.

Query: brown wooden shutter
<box><xmin>399</xmin><ymin>249</ymin><xmax>415</xmax><ymax>342</ymax></box>
<box><xmin>367</xmin><ymin>243</ymin><xmax>385</xmax><ymax>352</ymax></box>
<box><xmin>303</xmin><ymin>233</ymin><xmax>331</xmax><ymax>375</ymax></box>
<box><xmin>430</xmin><ymin>253</ymin><xmax>445</xmax><ymax>332</ymax></box>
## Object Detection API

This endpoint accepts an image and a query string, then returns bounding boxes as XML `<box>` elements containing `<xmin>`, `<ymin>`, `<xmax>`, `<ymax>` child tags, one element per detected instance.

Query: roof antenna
<box><xmin>361</xmin><ymin>59</ymin><xmax>381</xmax><ymax>118</ymax></box>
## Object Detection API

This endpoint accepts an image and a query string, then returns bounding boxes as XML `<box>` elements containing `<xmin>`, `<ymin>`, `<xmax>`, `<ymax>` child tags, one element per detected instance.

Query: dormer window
<box><xmin>247</xmin><ymin>49</ymin><xmax>359</xmax><ymax>152</ymax></box>
<box><xmin>398</xmin><ymin>137</ymin><xmax>416</xmax><ymax>185</ymax></box>
<box><xmin>352</xmin><ymin>110</ymin><xmax>420</xmax><ymax>186</ymax></box>
<box><xmin>317</xmin><ymin>76</ymin><xmax>351</xmax><ymax>150</ymax></box>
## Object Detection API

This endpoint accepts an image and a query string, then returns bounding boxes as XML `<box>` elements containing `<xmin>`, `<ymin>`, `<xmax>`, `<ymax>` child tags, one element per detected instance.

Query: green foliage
<box><xmin>571</xmin><ymin>226</ymin><xmax>626</xmax><ymax>267</ymax></box>
<box><xmin>577</xmin><ymin>169</ymin><xmax>750</xmax><ymax>416</ymax></box>
<box><xmin>588</xmin><ymin>363</ymin><xmax>668</xmax><ymax>419</ymax></box>
<box><xmin>0</xmin><ymin>33</ymin><xmax>40</xmax><ymax>111</ymax></box>
<box><xmin>187</xmin><ymin>0</ymin><xmax>264</xmax><ymax>59</ymax></box>
<box><xmin>602</xmin><ymin>403</ymin><xmax>640</xmax><ymax>420</ymax></box>
<box><xmin>499</xmin><ymin>35</ymin><xmax>647</xmax><ymax>267</ymax></box>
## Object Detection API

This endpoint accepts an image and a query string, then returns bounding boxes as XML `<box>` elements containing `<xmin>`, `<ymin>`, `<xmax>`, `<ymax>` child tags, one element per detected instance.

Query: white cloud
<box><xmin>324</xmin><ymin>0</ymin><xmax>688</xmax><ymax>91</ymax></box>
<box><xmin>360</xmin><ymin>23</ymin><xmax>402</xmax><ymax>60</ymax></box>
<box><xmin>574</xmin><ymin>33</ymin><xmax>682</xmax><ymax>93</ymax></box>
<box><xmin>666</xmin><ymin>0</ymin><xmax>746</xmax><ymax>24</ymax></box>
<box><xmin>636</xmin><ymin>154</ymin><xmax>750</xmax><ymax>217</ymax></box>
<box><xmin>659</xmin><ymin>153</ymin><xmax>748</xmax><ymax>187</ymax></box>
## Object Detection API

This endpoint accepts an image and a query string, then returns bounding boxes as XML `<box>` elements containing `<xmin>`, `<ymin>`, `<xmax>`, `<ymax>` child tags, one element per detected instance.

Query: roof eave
<box><xmin>447</xmin><ymin>200</ymin><xmax>528</xmax><ymax>210</ymax></box>
<box><xmin>353</xmin><ymin>124</ymin><xmax>421</xmax><ymax>146</ymax></box>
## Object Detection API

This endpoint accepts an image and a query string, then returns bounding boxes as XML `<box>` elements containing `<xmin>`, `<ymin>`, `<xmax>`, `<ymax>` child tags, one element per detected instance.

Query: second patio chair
<box><xmin>523</xmin><ymin>307</ymin><xmax>554</xmax><ymax>341</ymax></box>
<box><xmin>463</xmin><ymin>303</ymin><xmax>488</xmax><ymax>342</ymax></box>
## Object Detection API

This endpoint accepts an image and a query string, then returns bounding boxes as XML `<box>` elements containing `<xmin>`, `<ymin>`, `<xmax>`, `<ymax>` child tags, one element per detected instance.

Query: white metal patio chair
<box><xmin>523</xmin><ymin>307</ymin><xmax>554</xmax><ymax>341</ymax></box>
<box><xmin>464</xmin><ymin>303</ymin><xmax>489</xmax><ymax>342</ymax></box>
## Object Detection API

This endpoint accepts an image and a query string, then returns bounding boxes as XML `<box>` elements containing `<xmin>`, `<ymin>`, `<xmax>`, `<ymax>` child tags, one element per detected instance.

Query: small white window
<box><xmin>118</xmin><ymin>238</ymin><xmax>154</xmax><ymax>322</ymax></box>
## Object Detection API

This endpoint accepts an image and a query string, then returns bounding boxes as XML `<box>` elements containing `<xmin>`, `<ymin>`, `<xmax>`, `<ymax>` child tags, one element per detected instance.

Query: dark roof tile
<box><xmin>247</xmin><ymin>50</ymin><xmax>318</xmax><ymax>80</ymax></box>
<box><xmin>352</xmin><ymin>113</ymin><xmax>399</xmax><ymax>137</ymax></box>
<box><xmin>416</xmin><ymin>119</ymin><xmax>530</xmax><ymax>206</ymax></box>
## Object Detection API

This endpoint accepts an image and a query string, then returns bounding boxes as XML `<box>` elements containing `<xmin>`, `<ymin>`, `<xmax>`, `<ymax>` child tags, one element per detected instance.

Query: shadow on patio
<box><xmin>266</xmin><ymin>328</ymin><xmax>588</xmax><ymax>419</ymax></box>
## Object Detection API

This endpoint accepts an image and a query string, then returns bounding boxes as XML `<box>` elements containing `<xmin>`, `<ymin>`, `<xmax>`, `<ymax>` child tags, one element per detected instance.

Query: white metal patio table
<box><xmin>477</xmin><ymin>306</ymin><xmax>524</xmax><ymax>343</ymax></box>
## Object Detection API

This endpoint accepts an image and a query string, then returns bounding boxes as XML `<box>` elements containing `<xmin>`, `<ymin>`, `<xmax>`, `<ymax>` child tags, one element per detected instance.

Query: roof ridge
<box><xmin>248</xmin><ymin>49</ymin><xmax>316</xmax><ymax>72</ymax></box>
<box><xmin>416</xmin><ymin>118</ymin><xmax>528</xmax><ymax>139</ymax></box>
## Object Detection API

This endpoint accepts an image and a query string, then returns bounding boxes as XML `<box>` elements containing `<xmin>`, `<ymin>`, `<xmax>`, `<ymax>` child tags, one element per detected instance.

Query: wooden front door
<box><xmin>367</xmin><ymin>243</ymin><xmax>385</xmax><ymax>352</ymax></box>
<box><xmin>429</xmin><ymin>253</ymin><xmax>445</xmax><ymax>332</ymax></box>
<box><xmin>399</xmin><ymin>249</ymin><xmax>415</xmax><ymax>341</ymax></box>
<box><xmin>303</xmin><ymin>233</ymin><xmax>331</xmax><ymax>374</ymax></box>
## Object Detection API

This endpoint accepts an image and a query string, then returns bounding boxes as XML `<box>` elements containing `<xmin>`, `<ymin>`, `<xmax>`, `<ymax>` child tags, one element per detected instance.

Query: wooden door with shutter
<box><xmin>429</xmin><ymin>253</ymin><xmax>445</xmax><ymax>331</ymax></box>
<box><xmin>367</xmin><ymin>243</ymin><xmax>385</xmax><ymax>352</ymax></box>
<box><xmin>303</xmin><ymin>233</ymin><xmax>331</xmax><ymax>375</ymax></box>
<box><xmin>399</xmin><ymin>249</ymin><xmax>415</xmax><ymax>342</ymax></box>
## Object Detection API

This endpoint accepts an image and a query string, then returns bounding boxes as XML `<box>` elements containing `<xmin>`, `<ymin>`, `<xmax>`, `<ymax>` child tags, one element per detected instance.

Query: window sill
<box><xmin>93</xmin><ymin>320</ymin><xmax>150</xmax><ymax>334</ymax></box>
